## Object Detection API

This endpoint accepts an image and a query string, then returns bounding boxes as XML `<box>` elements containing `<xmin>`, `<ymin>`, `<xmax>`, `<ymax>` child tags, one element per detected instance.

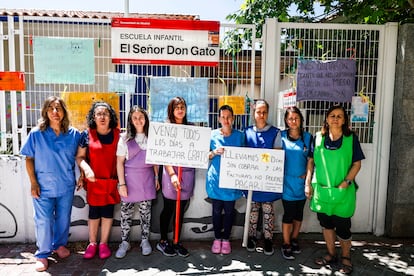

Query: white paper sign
<box><xmin>219</xmin><ymin>146</ymin><xmax>285</xmax><ymax>192</ymax></box>
<box><xmin>146</xmin><ymin>122</ymin><xmax>211</xmax><ymax>169</ymax></box>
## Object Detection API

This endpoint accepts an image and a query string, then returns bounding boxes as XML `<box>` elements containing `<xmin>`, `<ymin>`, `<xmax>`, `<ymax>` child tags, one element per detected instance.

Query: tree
<box><xmin>226</xmin><ymin>0</ymin><xmax>414</xmax><ymax>41</ymax></box>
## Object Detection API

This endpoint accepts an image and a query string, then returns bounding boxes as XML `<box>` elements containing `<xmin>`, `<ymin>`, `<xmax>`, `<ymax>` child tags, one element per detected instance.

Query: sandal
<box><xmin>339</xmin><ymin>256</ymin><xmax>353</xmax><ymax>274</ymax></box>
<box><xmin>314</xmin><ymin>253</ymin><xmax>337</xmax><ymax>266</ymax></box>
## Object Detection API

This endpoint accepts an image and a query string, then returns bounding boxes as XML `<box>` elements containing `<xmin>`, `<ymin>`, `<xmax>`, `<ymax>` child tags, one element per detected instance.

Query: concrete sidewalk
<box><xmin>1</xmin><ymin>234</ymin><xmax>413</xmax><ymax>275</ymax></box>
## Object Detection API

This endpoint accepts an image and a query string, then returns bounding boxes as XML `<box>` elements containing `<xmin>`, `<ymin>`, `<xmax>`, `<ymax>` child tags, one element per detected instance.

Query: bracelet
<box><xmin>117</xmin><ymin>183</ymin><xmax>126</xmax><ymax>188</ymax></box>
<box><xmin>211</xmin><ymin>150</ymin><xmax>216</xmax><ymax>157</ymax></box>
<box><xmin>154</xmin><ymin>175</ymin><xmax>159</xmax><ymax>180</ymax></box>
<box><xmin>169</xmin><ymin>173</ymin><xmax>175</xmax><ymax>177</ymax></box>
<box><xmin>344</xmin><ymin>179</ymin><xmax>352</xmax><ymax>186</ymax></box>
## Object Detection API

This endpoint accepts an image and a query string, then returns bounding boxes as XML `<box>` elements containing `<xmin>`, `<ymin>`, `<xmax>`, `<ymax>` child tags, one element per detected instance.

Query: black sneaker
<box><xmin>156</xmin><ymin>240</ymin><xmax>176</xmax><ymax>257</ymax></box>
<box><xmin>281</xmin><ymin>244</ymin><xmax>295</xmax><ymax>260</ymax></box>
<box><xmin>264</xmin><ymin>238</ymin><xmax>274</xmax><ymax>256</ymax></box>
<box><xmin>247</xmin><ymin>236</ymin><xmax>257</xmax><ymax>252</ymax></box>
<box><xmin>173</xmin><ymin>242</ymin><xmax>189</xmax><ymax>257</ymax></box>
<box><xmin>291</xmin><ymin>239</ymin><xmax>301</xmax><ymax>254</ymax></box>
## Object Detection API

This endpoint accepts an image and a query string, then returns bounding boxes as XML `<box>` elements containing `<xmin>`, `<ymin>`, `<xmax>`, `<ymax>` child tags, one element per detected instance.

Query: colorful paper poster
<box><xmin>218</xmin><ymin>96</ymin><xmax>245</xmax><ymax>115</ymax></box>
<box><xmin>296</xmin><ymin>59</ymin><xmax>356</xmax><ymax>102</ymax></box>
<box><xmin>108</xmin><ymin>72</ymin><xmax>137</xmax><ymax>94</ymax></box>
<box><xmin>33</xmin><ymin>37</ymin><xmax>95</xmax><ymax>84</ymax></box>
<box><xmin>61</xmin><ymin>92</ymin><xmax>119</xmax><ymax>130</ymax></box>
<box><xmin>351</xmin><ymin>96</ymin><xmax>369</xmax><ymax>122</ymax></box>
<box><xmin>149</xmin><ymin>77</ymin><xmax>209</xmax><ymax>123</ymax></box>
<box><xmin>0</xmin><ymin>72</ymin><xmax>25</xmax><ymax>91</ymax></box>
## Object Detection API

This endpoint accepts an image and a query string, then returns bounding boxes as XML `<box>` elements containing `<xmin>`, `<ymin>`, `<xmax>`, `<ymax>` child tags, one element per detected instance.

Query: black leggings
<box><xmin>159</xmin><ymin>197</ymin><xmax>189</xmax><ymax>242</ymax></box>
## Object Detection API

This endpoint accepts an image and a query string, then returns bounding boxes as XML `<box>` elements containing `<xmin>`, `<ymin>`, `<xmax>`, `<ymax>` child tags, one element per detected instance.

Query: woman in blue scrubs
<box><xmin>21</xmin><ymin>96</ymin><xmax>80</xmax><ymax>272</ymax></box>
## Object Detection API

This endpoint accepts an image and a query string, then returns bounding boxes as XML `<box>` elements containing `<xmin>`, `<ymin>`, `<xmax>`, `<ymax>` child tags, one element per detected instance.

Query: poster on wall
<box><xmin>61</xmin><ymin>92</ymin><xmax>119</xmax><ymax>130</ymax></box>
<box><xmin>111</xmin><ymin>18</ymin><xmax>220</xmax><ymax>66</ymax></box>
<box><xmin>219</xmin><ymin>146</ymin><xmax>285</xmax><ymax>193</ymax></box>
<box><xmin>146</xmin><ymin>122</ymin><xmax>211</xmax><ymax>169</ymax></box>
<box><xmin>33</xmin><ymin>37</ymin><xmax>95</xmax><ymax>84</ymax></box>
<box><xmin>0</xmin><ymin>72</ymin><xmax>25</xmax><ymax>91</ymax></box>
<box><xmin>149</xmin><ymin>77</ymin><xmax>209</xmax><ymax>123</ymax></box>
<box><xmin>296</xmin><ymin>59</ymin><xmax>356</xmax><ymax>102</ymax></box>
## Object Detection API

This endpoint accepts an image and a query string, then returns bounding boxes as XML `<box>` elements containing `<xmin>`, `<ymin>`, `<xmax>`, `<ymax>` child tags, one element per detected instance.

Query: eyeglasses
<box><xmin>47</xmin><ymin>106</ymin><xmax>62</xmax><ymax>113</ymax></box>
<box><xmin>287</xmin><ymin>117</ymin><xmax>300</xmax><ymax>122</ymax></box>
<box><xmin>255</xmin><ymin>111</ymin><xmax>268</xmax><ymax>116</ymax></box>
<box><xmin>95</xmin><ymin>112</ymin><xmax>110</xmax><ymax>118</ymax></box>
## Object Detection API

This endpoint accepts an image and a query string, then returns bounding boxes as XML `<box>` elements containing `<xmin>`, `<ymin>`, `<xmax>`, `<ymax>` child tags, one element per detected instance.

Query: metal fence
<box><xmin>0</xmin><ymin>15</ymin><xmax>257</xmax><ymax>154</ymax></box>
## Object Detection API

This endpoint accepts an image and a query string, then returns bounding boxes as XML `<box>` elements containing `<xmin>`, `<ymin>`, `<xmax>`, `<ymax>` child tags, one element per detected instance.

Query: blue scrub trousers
<box><xmin>32</xmin><ymin>191</ymin><xmax>74</xmax><ymax>258</ymax></box>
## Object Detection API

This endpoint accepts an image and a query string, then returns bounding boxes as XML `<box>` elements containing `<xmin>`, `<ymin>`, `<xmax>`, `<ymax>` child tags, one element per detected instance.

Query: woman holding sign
<box><xmin>279</xmin><ymin>106</ymin><xmax>312</xmax><ymax>260</ymax></box>
<box><xmin>206</xmin><ymin>105</ymin><xmax>244</xmax><ymax>254</ymax></box>
<box><xmin>244</xmin><ymin>99</ymin><xmax>282</xmax><ymax>256</ymax></box>
<box><xmin>156</xmin><ymin>97</ymin><xmax>195</xmax><ymax>258</ymax></box>
<box><xmin>305</xmin><ymin>105</ymin><xmax>364</xmax><ymax>274</ymax></box>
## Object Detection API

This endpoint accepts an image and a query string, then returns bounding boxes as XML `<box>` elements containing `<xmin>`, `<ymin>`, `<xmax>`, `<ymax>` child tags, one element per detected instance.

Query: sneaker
<box><xmin>156</xmin><ymin>240</ymin><xmax>176</xmax><ymax>257</ymax></box>
<box><xmin>281</xmin><ymin>244</ymin><xmax>295</xmax><ymax>260</ymax></box>
<box><xmin>115</xmin><ymin>241</ymin><xmax>131</xmax><ymax>259</ymax></box>
<box><xmin>35</xmin><ymin>258</ymin><xmax>48</xmax><ymax>272</ymax></box>
<box><xmin>83</xmin><ymin>243</ymin><xmax>98</xmax><ymax>259</ymax></box>
<box><xmin>141</xmin><ymin>239</ymin><xmax>152</xmax><ymax>256</ymax></box>
<box><xmin>221</xmin><ymin>240</ymin><xmax>231</xmax><ymax>255</ymax></box>
<box><xmin>264</xmin><ymin>238</ymin><xmax>274</xmax><ymax>256</ymax></box>
<box><xmin>173</xmin><ymin>242</ymin><xmax>189</xmax><ymax>257</ymax></box>
<box><xmin>99</xmin><ymin>243</ymin><xmax>111</xmax><ymax>259</ymax></box>
<box><xmin>246</xmin><ymin>236</ymin><xmax>257</xmax><ymax>252</ymax></box>
<box><xmin>54</xmin><ymin>245</ymin><xmax>70</xmax><ymax>259</ymax></box>
<box><xmin>211</xmin><ymin>239</ymin><xmax>221</xmax><ymax>254</ymax></box>
<box><xmin>291</xmin><ymin>239</ymin><xmax>301</xmax><ymax>254</ymax></box>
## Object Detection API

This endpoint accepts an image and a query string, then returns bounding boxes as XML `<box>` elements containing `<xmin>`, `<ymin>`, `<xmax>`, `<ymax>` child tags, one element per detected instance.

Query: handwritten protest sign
<box><xmin>296</xmin><ymin>59</ymin><xmax>356</xmax><ymax>102</ymax></box>
<box><xmin>146</xmin><ymin>122</ymin><xmax>211</xmax><ymax>169</ymax></box>
<box><xmin>219</xmin><ymin>146</ymin><xmax>285</xmax><ymax>193</ymax></box>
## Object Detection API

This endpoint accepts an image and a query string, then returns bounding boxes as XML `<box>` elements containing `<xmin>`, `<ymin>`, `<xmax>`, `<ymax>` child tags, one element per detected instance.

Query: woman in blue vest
<box><xmin>279</xmin><ymin>106</ymin><xmax>312</xmax><ymax>260</ymax></box>
<box><xmin>306</xmin><ymin>105</ymin><xmax>365</xmax><ymax>275</ymax></box>
<box><xmin>206</xmin><ymin>104</ymin><xmax>244</xmax><ymax>255</ymax></box>
<box><xmin>244</xmin><ymin>99</ymin><xmax>282</xmax><ymax>256</ymax></box>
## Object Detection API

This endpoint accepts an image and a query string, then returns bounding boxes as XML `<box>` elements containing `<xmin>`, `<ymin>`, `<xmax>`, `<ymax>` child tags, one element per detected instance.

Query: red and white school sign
<box><xmin>111</xmin><ymin>18</ymin><xmax>220</xmax><ymax>66</ymax></box>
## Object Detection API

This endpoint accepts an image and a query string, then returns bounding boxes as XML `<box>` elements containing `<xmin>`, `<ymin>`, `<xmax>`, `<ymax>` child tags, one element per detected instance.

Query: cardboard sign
<box><xmin>111</xmin><ymin>18</ymin><xmax>220</xmax><ymax>66</ymax></box>
<box><xmin>0</xmin><ymin>72</ymin><xmax>25</xmax><ymax>91</ymax></box>
<box><xmin>146</xmin><ymin>122</ymin><xmax>211</xmax><ymax>169</ymax></box>
<box><xmin>218</xmin><ymin>96</ymin><xmax>245</xmax><ymax>115</ymax></box>
<box><xmin>219</xmin><ymin>146</ymin><xmax>285</xmax><ymax>192</ymax></box>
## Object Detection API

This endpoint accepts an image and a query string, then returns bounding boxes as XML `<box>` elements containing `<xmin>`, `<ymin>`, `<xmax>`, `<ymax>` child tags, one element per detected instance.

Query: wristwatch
<box><xmin>345</xmin><ymin>179</ymin><xmax>352</xmax><ymax>186</ymax></box>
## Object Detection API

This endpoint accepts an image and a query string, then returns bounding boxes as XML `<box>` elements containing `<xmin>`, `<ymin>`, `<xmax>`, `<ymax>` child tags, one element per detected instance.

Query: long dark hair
<box><xmin>39</xmin><ymin>96</ymin><xmax>70</xmax><ymax>133</ymax></box>
<box><xmin>284</xmin><ymin>106</ymin><xmax>305</xmax><ymax>139</ymax></box>
<box><xmin>321</xmin><ymin>104</ymin><xmax>352</xmax><ymax>137</ymax></box>
<box><xmin>126</xmin><ymin>106</ymin><xmax>149</xmax><ymax>141</ymax></box>
<box><xmin>86</xmin><ymin>101</ymin><xmax>118</xmax><ymax>129</ymax></box>
<box><xmin>167</xmin><ymin>96</ymin><xmax>188</xmax><ymax>124</ymax></box>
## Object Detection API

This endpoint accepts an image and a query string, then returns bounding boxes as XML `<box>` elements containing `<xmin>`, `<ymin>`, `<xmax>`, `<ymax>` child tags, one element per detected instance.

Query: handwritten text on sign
<box><xmin>296</xmin><ymin>59</ymin><xmax>356</xmax><ymax>103</ymax></box>
<box><xmin>146</xmin><ymin>122</ymin><xmax>211</xmax><ymax>169</ymax></box>
<box><xmin>219</xmin><ymin>146</ymin><xmax>285</xmax><ymax>193</ymax></box>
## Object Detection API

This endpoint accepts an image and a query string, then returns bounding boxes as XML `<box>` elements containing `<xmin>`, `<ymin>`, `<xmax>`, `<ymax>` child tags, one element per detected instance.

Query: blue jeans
<box><xmin>32</xmin><ymin>192</ymin><xmax>74</xmax><ymax>258</ymax></box>
<box><xmin>212</xmin><ymin>199</ymin><xmax>235</xmax><ymax>240</ymax></box>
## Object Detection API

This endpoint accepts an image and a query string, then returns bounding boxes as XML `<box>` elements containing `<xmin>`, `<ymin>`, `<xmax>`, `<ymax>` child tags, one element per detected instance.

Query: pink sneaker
<box><xmin>221</xmin><ymin>240</ymin><xmax>231</xmax><ymax>254</ymax></box>
<box><xmin>54</xmin><ymin>245</ymin><xmax>70</xmax><ymax>259</ymax></box>
<box><xmin>211</xmin><ymin>239</ymin><xmax>221</xmax><ymax>254</ymax></box>
<box><xmin>35</xmin><ymin>258</ymin><xmax>48</xmax><ymax>272</ymax></box>
<box><xmin>83</xmin><ymin>243</ymin><xmax>98</xmax><ymax>259</ymax></box>
<box><xmin>99</xmin><ymin>243</ymin><xmax>111</xmax><ymax>259</ymax></box>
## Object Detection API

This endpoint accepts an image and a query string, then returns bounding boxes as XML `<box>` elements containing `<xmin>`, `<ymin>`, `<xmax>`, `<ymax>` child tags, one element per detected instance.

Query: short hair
<box><xmin>218</xmin><ymin>104</ymin><xmax>234</xmax><ymax>117</ymax></box>
<box><xmin>321</xmin><ymin>104</ymin><xmax>351</xmax><ymax>136</ymax></box>
<box><xmin>86</xmin><ymin>101</ymin><xmax>118</xmax><ymax>129</ymax></box>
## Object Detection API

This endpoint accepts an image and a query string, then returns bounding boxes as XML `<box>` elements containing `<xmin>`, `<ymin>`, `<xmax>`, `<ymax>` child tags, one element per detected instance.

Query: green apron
<box><xmin>310</xmin><ymin>132</ymin><xmax>356</xmax><ymax>218</ymax></box>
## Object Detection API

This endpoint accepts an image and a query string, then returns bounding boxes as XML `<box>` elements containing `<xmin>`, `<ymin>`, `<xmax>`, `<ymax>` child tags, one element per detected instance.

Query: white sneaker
<box><xmin>115</xmin><ymin>241</ymin><xmax>130</xmax><ymax>259</ymax></box>
<box><xmin>141</xmin><ymin>239</ymin><xmax>152</xmax><ymax>256</ymax></box>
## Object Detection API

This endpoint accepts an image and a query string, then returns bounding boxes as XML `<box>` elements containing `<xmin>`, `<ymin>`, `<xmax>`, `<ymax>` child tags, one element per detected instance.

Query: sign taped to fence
<box><xmin>296</xmin><ymin>59</ymin><xmax>356</xmax><ymax>102</ymax></box>
<box><xmin>33</xmin><ymin>37</ymin><xmax>95</xmax><ymax>84</ymax></box>
<box><xmin>111</xmin><ymin>18</ymin><xmax>220</xmax><ymax>66</ymax></box>
<box><xmin>108</xmin><ymin>72</ymin><xmax>137</xmax><ymax>94</ymax></box>
<box><xmin>0</xmin><ymin>72</ymin><xmax>25</xmax><ymax>91</ymax></box>
<box><xmin>219</xmin><ymin>146</ymin><xmax>285</xmax><ymax>193</ymax></box>
<box><xmin>146</xmin><ymin>122</ymin><xmax>211</xmax><ymax>169</ymax></box>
